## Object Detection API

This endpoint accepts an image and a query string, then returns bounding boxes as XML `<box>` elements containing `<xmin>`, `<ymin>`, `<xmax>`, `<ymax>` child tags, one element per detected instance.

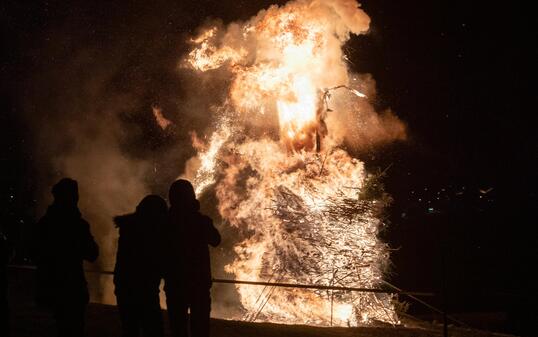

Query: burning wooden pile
<box><xmin>179</xmin><ymin>0</ymin><xmax>405</xmax><ymax>326</ymax></box>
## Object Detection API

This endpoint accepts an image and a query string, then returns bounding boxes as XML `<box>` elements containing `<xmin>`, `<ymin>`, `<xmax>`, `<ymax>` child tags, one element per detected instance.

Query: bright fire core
<box><xmin>186</xmin><ymin>0</ymin><xmax>399</xmax><ymax>326</ymax></box>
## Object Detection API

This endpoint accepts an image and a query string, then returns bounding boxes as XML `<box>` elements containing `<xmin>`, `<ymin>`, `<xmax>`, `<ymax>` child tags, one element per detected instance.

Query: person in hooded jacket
<box><xmin>113</xmin><ymin>195</ymin><xmax>168</xmax><ymax>337</ymax></box>
<box><xmin>164</xmin><ymin>179</ymin><xmax>221</xmax><ymax>337</ymax></box>
<box><xmin>34</xmin><ymin>178</ymin><xmax>99</xmax><ymax>337</ymax></box>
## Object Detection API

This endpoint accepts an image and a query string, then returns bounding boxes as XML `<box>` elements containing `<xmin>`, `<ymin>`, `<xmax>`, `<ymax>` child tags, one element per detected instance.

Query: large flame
<box><xmin>187</xmin><ymin>0</ymin><xmax>371</xmax><ymax>152</ymax></box>
<box><xmin>185</xmin><ymin>0</ymin><xmax>399</xmax><ymax>326</ymax></box>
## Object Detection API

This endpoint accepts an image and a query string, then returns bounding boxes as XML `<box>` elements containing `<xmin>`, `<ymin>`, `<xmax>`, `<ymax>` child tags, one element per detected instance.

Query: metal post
<box><xmin>330</xmin><ymin>290</ymin><xmax>334</xmax><ymax>326</ymax></box>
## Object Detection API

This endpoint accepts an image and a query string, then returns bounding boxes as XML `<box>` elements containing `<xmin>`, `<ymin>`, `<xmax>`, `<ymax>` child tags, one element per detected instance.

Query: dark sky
<box><xmin>1</xmin><ymin>0</ymin><xmax>536</xmax><ymax>327</ymax></box>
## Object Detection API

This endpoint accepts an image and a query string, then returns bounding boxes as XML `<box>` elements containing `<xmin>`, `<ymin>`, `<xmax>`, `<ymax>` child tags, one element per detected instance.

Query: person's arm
<box><xmin>204</xmin><ymin>216</ymin><xmax>221</xmax><ymax>247</ymax></box>
<box><xmin>81</xmin><ymin>220</ymin><xmax>99</xmax><ymax>262</ymax></box>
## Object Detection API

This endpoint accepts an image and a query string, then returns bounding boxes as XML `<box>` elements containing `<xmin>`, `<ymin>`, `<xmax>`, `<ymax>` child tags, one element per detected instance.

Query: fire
<box><xmin>193</xmin><ymin>120</ymin><xmax>233</xmax><ymax>195</ymax></box>
<box><xmin>187</xmin><ymin>27</ymin><xmax>248</xmax><ymax>72</ymax></box>
<box><xmin>183</xmin><ymin>0</ymin><xmax>399</xmax><ymax>326</ymax></box>
<box><xmin>187</xmin><ymin>0</ymin><xmax>369</xmax><ymax>152</ymax></box>
<box><xmin>276</xmin><ymin>75</ymin><xmax>319</xmax><ymax>150</ymax></box>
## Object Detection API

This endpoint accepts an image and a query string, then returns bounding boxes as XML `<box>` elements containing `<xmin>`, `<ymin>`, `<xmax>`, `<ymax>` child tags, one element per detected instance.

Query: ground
<box><xmin>8</xmin><ymin>268</ymin><xmax>515</xmax><ymax>337</ymax></box>
<box><xmin>9</xmin><ymin>302</ymin><xmax>516</xmax><ymax>337</ymax></box>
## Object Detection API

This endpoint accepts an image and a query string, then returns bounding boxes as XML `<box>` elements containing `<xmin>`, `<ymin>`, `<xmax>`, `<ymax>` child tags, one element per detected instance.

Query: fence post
<box><xmin>330</xmin><ymin>290</ymin><xmax>334</xmax><ymax>326</ymax></box>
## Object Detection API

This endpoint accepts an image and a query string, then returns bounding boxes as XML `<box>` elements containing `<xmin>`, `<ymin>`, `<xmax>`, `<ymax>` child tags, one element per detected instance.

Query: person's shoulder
<box><xmin>37</xmin><ymin>213</ymin><xmax>49</xmax><ymax>225</ymax></box>
<box><xmin>38</xmin><ymin>206</ymin><xmax>54</xmax><ymax>222</ymax></box>
<box><xmin>113</xmin><ymin>214</ymin><xmax>136</xmax><ymax>227</ymax></box>
<box><xmin>37</xmin><ymin>210</ymin><xmax>53</xmax><ymax>229</ymax></box>
<box><xmin>79</xmin><ymin>217</ymin><xmax>91</xmax><ymax>229</ymax></box>
<box><xmin>113</xmin><ymin>214</ymin><xmax>140</xmax><ymax>235</ymax></box>
<box><xmin>197</xmin><ymin>213</ymin><xmax>213</xmax><ymax>226</ymax></box>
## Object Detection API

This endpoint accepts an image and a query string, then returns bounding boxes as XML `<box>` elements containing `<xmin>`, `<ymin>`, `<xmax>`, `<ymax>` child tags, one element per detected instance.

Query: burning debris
<box><xmin>152</xmin><ymin>105</ymin><xmax>172</xmax><ymax>130</ymax></box>
<box><xmin>209</xmin><ymin>142</ymin><xmax>398</xmax><ymax>325</ymax></box>
<box><xmin>181</xmin><ymin>0</ymin><xmax>404</xmax><ymax>327</ymax></box>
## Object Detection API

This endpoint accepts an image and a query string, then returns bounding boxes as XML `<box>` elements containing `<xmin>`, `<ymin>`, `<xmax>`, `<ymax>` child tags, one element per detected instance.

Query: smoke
<box><xmin>23</xmin><ymin>45</ymin><xmax>152</xmax><ymax>302</ymax></box>
<box><xmin>17</xmin><ymin>8</ymin><xmax>201</xmax><ymax>303</ymax></box>
<box><xmin>325</xmin><ymin>73</ymin><xmax>407</xmax><ymax>149</ymax></box>
<box><xmin>324</xmin><ymin>0</ymin><xmax>371</xmax><ymax>35</ymax></box>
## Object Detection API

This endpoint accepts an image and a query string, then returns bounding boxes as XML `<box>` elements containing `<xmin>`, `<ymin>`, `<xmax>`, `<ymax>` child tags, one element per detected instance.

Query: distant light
<box><xmin>427</xmin><ymin>207</ymin><xmax>435</xmax><ymax>213</ymax></box>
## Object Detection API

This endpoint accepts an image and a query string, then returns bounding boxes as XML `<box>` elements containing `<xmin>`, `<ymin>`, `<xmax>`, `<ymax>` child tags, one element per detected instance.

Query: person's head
<box><xmin>168</xmin><ymin>179</ymin><xmax>198</xmax><ymax>210</ymax></box>
<box><xmin>136</xmin><ymin>195</ymin><xmax>168</xmax><ymax>220</ymax></box>
<box><xmin>52</xmin><ymin>178</ymin><xmax>79</xmax><ymax>206</ymax></box>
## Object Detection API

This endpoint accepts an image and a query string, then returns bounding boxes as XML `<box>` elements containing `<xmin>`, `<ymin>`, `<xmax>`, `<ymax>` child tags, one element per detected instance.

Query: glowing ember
<box><xmin>152</xmin><ymin>105</ymin><xmax>172</xmax><ymax>130</ymax></box>
<box><xmin>183</xmin><ymin>0</ymin><xmax>399</xmax><ymax>326</ymax></box>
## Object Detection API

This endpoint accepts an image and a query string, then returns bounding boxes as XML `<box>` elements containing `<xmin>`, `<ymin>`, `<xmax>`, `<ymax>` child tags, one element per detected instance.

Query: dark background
<box><xmin>2</xmin><ymin>0</ymin><xmax>536</xmax><ymax>334</ymax></box>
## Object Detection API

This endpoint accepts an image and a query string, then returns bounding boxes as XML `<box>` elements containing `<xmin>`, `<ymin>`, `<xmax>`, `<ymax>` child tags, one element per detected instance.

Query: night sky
<box><xmin>1</xmin><ymin>0</ymin><xmax>536</xmax><ymax>332</ymax></box>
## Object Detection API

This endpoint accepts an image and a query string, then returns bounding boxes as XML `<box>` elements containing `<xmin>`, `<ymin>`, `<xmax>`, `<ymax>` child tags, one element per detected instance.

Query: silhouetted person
<box><xmin>164</xmin><ymin>179</ymin><xmax>221</xmax><ymax>337</ymax></box>
<box><xmin>113</xmin><ymin>195</ymin><xmax>167</xmax><ymax>337</ymax></box>
<box><xmin>34</xmin><ymin>178</ymin><xmax>99</xmax><ymax>337</ymax></box>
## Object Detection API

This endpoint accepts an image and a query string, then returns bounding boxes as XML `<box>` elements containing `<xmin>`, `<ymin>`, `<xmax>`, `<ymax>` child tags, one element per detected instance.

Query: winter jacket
<box><xmin>164</xmin><ymin>206</ymin><xmax>220</xmax><ymax>292</ymax></box>
<box><xmin>35</xmin><ymin>204</ymin><xmax>98</xmax><ymax>306</ymax></box>
<box><xmin>113</xmin><ymin>213</ymin><xmax>163</xmax><ymax>296</ymax></box>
